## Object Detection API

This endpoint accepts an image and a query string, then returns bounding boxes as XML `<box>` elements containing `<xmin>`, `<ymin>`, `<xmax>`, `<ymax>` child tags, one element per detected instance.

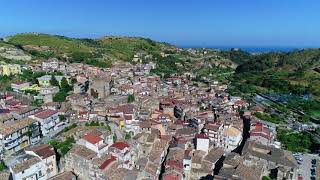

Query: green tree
<box><xmin>113</xmin><ymin>134</ymin><xmax>117</xmax><ymax>143</ymax></box>
<box><xmin>53</xmin><ymin>91</ymin><xmax>67</xmax><ymax>102</ymax></box>
<box><xmin>125</xmin><ymin>133</ymin><xmax>131</xmax><ymax>140</ymax></box>
<box><xmin>106</xmin><ymin>125</ymin><xmax>112</xmax><ymax>131</ymax></box>
<box><xmin>61</xmin><ymin>77</ymin><xmax>72</xmax><ymax>92</ymax></box>
<box><xmin>0</xmin><ymin>161</ymin><xmax>7</xmax><ymax>171</ymax></box>
<box><xmin>127</xmin><ymin>94</ymin><xmax>135</xmax><ymax>103</ymax></box>
<box><xmin>50</xmin><ymin>75</ymin><xmax>59</xmax><ymax>87</ymax></box>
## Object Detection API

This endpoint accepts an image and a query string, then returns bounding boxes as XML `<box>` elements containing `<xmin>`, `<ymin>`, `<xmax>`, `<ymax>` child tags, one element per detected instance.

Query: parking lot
<box><xmin>296</xmin><ymin>153</ymin><xmax>319</xmax><ymax>180</ymax></box>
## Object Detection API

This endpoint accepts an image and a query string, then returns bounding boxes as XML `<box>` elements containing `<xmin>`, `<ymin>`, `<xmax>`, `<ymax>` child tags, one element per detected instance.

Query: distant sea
<box><xmin>181</xmin><ymin>46</ymin><xmax>318</xmax><ymax>53</ymax></box>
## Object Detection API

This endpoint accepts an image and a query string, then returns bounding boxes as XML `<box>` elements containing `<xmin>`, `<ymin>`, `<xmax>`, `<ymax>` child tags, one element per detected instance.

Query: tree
<box><xmin>106</xmin><ymin>125</ymin><xmax>112</xmax><ymax>131</ymax></box>
<box><xmin>113</xmin><ymin>134</ymin><xmax>117</xmax><ymax>143</ymax></box>
<box><xmin>61</xmin><ymin>77</ymin><xmax>72</xmax><ymax>92</ymax></box>
<box><xmin>0</xmin><ymin>161</ymin><xmax>7</xmax><ymax>171</ymax></box>
<box><xmin>53</xmin><ymin>91</ymin><xmax>67</xmax><ymax>102</ymax></box>
<box><xmin>127</xmin><ymin>94</ymin><xmax>135</xmax><ymax>103</ymax></box>
<box><xmin>125</xmin><ymin>133</ymin><xmax>131</xmax><ymax>140</ymax></box>
<box><xmin>50</xmin><ymin>75</ymin><xmax>59</xmax><ymax>87</ymax></box>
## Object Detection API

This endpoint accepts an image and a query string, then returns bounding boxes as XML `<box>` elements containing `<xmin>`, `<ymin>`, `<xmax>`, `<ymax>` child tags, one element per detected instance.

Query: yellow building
<box><xmin>0</xmin><ymin>64</ymin><xmax>22</xmax><ymax>76</ymax></box>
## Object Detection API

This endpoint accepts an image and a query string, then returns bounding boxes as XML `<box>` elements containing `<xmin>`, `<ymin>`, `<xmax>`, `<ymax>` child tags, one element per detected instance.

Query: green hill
<box><xmin>97</xmin><ymin>36</ymin><xmax>172</xmax><ymax>61</ymax></box>
<box><xmin>227</xmin><ymin>49</ymin><xmax>320</xmax><ymax>120</ymax></box>
<box><xmin>3</xmin><ymin>33</ymin><xmax>177</xmax><ymax>65</ymax></box>
<box><xmin>7</xmin><ymin>33</ymin><xmax>95</xmax><ymax>53</ymax></box>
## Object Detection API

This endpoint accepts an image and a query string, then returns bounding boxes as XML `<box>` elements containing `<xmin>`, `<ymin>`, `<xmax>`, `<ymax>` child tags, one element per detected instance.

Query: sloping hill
<box><xmin>97</xmin><ymin>36</ymin><xmax>174</xmax><ymax>61</ymax></box>
<box><xmin>7</xmin><ymin>33</ymin><xmax>95</xmax><ymax>54</ymax></box>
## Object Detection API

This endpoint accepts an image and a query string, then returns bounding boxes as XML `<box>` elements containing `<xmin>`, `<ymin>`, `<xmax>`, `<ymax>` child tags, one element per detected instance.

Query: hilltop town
<box><xmin>0</xmin><ymin>34</ymin><xmax>319</xmax><ymax>180</ymax></box>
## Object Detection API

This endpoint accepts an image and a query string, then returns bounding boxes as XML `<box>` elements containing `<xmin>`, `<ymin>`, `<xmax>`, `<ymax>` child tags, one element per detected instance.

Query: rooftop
<box><xmin>34</xmin><ymin>109</ymin><xmax>58</xmax><ymax>119</ymax></box>
<box><xmin>82</xmin><ymin>133</ymin><xmax>103</xmax><ymax>145</ymax></box>
<box><xmin>0</xmin><ymin>118</ymin><xmax>35</xmax><ymax>136</ymax></box>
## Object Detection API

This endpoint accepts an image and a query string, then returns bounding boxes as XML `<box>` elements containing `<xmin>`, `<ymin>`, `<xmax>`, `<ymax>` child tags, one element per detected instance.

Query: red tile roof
<box><xmin>99</xmin><ymin>155</ymin><xmax>117</xmax><ymax>170</ymax></box>
<box><xmin>30</xmin><ymin>144</ymin><xmax>55</xmax><ymax>159</ymax></box>
<box><xmin>124</xmin><ymin>115</ymin><xmax>132</xmax><ymax>121</ymax></box>
<box><xmin>163</xmin><ymin>174</ymin><xmax>180</xmax><ymax>180</ymax></box>
<box><xmin>110</xmin><ymin>142</ymin><xmax>129</xmax><ymax>150</ymax></box>
<box><xmin>166</xmin><ymin>160</ymin><xmax>184</xmax><ymax>170</ymax></box>
<box><xmin>195</xmin><ymin>133</ymin><xmax>209</xmax><ymax>139</ymax></box>
<box><xmin>83</xmin><ymin>133</ymin><xmax>103</xmax><ymax>145</ymax></box>
<box><xmin>34</xmin><ymin>109</ymin><xmax>58</xmax><ymax>119</ymax></box>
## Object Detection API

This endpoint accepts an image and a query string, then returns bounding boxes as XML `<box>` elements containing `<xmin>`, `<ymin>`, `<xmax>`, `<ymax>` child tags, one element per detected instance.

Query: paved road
<box><xmin>297</xmin><ymin>154</ymin><xmax>319</xmax><ymax>180</ymax></box>
<box><xmin>108</xmin><ymin>122</ymin><xmax>124</xmax><ymax>140</ymax></box>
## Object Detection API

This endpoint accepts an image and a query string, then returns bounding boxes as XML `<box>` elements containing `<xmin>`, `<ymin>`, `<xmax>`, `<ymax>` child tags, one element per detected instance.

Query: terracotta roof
<box><xmin>163</xmin><ymin>174</ymin><xmax>180</xmax><ymax>180</ymax></box>
<box><xmin>83</xmin><ymin>133</ymin><xmax>103</xmax><ymax>145</ymax></box>
<box><xmin>124</xmin><ymin>115</ymin><xmax>133</xmax><ymax>120</ymax></box>
<box><xmin>29</xmin><ymin>144</ymin><xmax>55</xmax><ymax>159</ymax></box>
<box><xmin>99</xmin><ymin>155</ymin><xmax>117</xmax><ymax>170</ymax></box>
<box><xmin>34</xmin><ymin>109</ymin><xmax>58</xmax><ymax>119</ymax></box>
<box><xmin>110</xmin><ymin>142</ymin><xmax>129</xmax><ymax>150</ymax></box>
<box><xmin>195</xmin><ymin>133</ymin><xmax>209</xmax><ymax>139</ymax></box>
<box><xmin>166</xmin><ymin>160</ymin><xmax>183</xmax><ymax>170</ymax></box>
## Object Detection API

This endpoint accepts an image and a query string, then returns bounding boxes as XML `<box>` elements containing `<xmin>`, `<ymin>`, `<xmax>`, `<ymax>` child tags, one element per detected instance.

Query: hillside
<box><xmin>228</xmin><ymin>49</ymin><xmax>320</xmax><ymax>119</ymax></box>
<box><xmin>3</xmin><ymin>33</ymin><xmax>176</xmax><ymax>63</ymax></box>
<box><xmin>97</xmin><ymin>36</ymin><xmax>174</xmax><ymax>61</ymax></box>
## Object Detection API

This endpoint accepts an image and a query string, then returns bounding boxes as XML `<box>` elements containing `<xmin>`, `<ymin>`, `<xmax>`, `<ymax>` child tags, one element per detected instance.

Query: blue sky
<box><xmin>1</xmin><ymin>0</ymin><xmax>320</xmax><ymax>47</ymax></box>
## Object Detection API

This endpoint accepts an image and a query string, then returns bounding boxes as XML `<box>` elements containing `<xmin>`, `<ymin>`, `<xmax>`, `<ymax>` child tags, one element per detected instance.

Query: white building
<box><xmin>222</xmin><ymin>126</ymin><xmax>242</xmax><ymax>153</ymax></box>
<box><xmin>77</xmin><ymin>132</ymin><xmax>111</xmax><ymax>157</ymax></box>
<box><xmin>195</xmin><ymin>134</ymin><xmax>210</xmax><ymax>153</ymax></box>
<box><xmin>42</xmin><ymin>59</ymin><xmax>59</xmax><ymax>72</ymax></box>
<box><xmin>0</xmin><ymin>118</ymin><xmax>40</xmax><ymax>157</ymax></box>
<box><xmin>109</xmin><ymin>142</ymin><xmax>133</xmax><ymax>169</ymax></box>
<box><xmin>11</xmin><ymin>82</ymin><xmax>30</xmax><ymax>92</ymax></box>
<box><xmin>29</xmin><ymin>109</ymin><xmax>60</xmax><ymax>136</ymax></box>
<box><xmin>10</xmin><ymin>144</ymin><xmax>58</xmax><ymax>180</ymax></box>
<box><xmin>25</xmin><ymin>144</ymin><xmax>58</xmax><ymax>179</ymax></box>
<box><xmin>10</xmin><ymin>154</ymin><xmax>43</xmax><ymax>180</ymax></box>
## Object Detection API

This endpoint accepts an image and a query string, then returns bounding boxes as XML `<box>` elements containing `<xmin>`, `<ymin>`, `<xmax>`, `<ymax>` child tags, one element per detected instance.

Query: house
<box><xmin>42</xmin><ymin>58</ymin><xmax>59</xmax><ymax>72</ymax></box>
<box><xmin>11</xmin><ymin>107</ymin><xmax>40</xmax><ymax>120</ymax></box>
<box><xmin>39</xmin><ymin>86</ymin><xmax>59</xmax><ymax>96</ymax></box>
<box><xmin>250</xmin><ymin>122</ymin><xmax>273</xmax><ymax>146</ymax></box>
<box><xmin>89</xmin><ymin>77</ymin><xmax>111</xmax><ymax>99</ymax></box>
<box><xmin>195</xmin><ymin>133</ymin><xmax>210</xmax><ymax>153</ymax></box>
<box><xmin>11</xmin><ymin>81</ymin><xmax>31</xmax><ymax>92</ymax></box>
<box><xmin>242</xmin><ymin>141</ymin><xmax>298</xmax><ymax>180</ymax></box>
<box><xmin>203</xmin><ymin>122</ymin><xmax>224</xmax><ymax>147</ymax></box>
<box><xmin>0</xmin><ymin>118</ymin><xmax>40</xmax><ymax>156</ymax></box>
<box><xmin>202</xmin><ymin>147</ymin><xmax>225</xmax><ymax>173</ymax></box>
<box><xmin>10</xmin><ymin>153</ymin><xmax>43</xmax><ymax>180</ymax></box>
<box><xmin>109</xmin><ymin>141</ymin><xmax>134</xmax><ymax>169</ymax></box>
<box><xmin>65</xmin><ymin>143</ymin><xmax>125</xmax><ymax>179</ymax></box>
<box><xmin>163</xmin><ymin>147</ymin><xmax>185</xmax><ymax>180</ymax></box>
<box><xmin>189</xmin><ymin>150</ymin><xmax>209</xmax><ymax>179</ymax></box>
<box><xmin>25</xmin><ymin>144</ymin><xmax>58</xmax><ymax>179</ymax></box>
<box><xmin>222</xmin><ymin>125</ymin><xmax>242</xmax><ymax>153</ymax></box>
<box><xmin>78</xmin><ymin>132</ymin><xmax>109</xmax><ymax>157</ymax></box>
<box><xmin>0</xmin><ymin>64</ymin><xmax>21</xmax><ymax>76</ymax></box>
<box><xmin>65</xmin><ymin>144</ymin><xmax>97</xmax><ymax>179</ymax></box>
<box><xmin>29</xmin><ymin>109</ymin><xmax>60</xmax><ymax>136</ymax></box>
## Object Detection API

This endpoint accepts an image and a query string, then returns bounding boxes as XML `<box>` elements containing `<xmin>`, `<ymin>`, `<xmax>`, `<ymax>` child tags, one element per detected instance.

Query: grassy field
<box><xmin>8</xmin><ymin>33</ymin><xmax>95</xmax><ymax>53</ymax></box>
<box><xmin>98</xmin><ymin>36</ymin><xmax>166</xmax><ymax>61</ymax></box>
